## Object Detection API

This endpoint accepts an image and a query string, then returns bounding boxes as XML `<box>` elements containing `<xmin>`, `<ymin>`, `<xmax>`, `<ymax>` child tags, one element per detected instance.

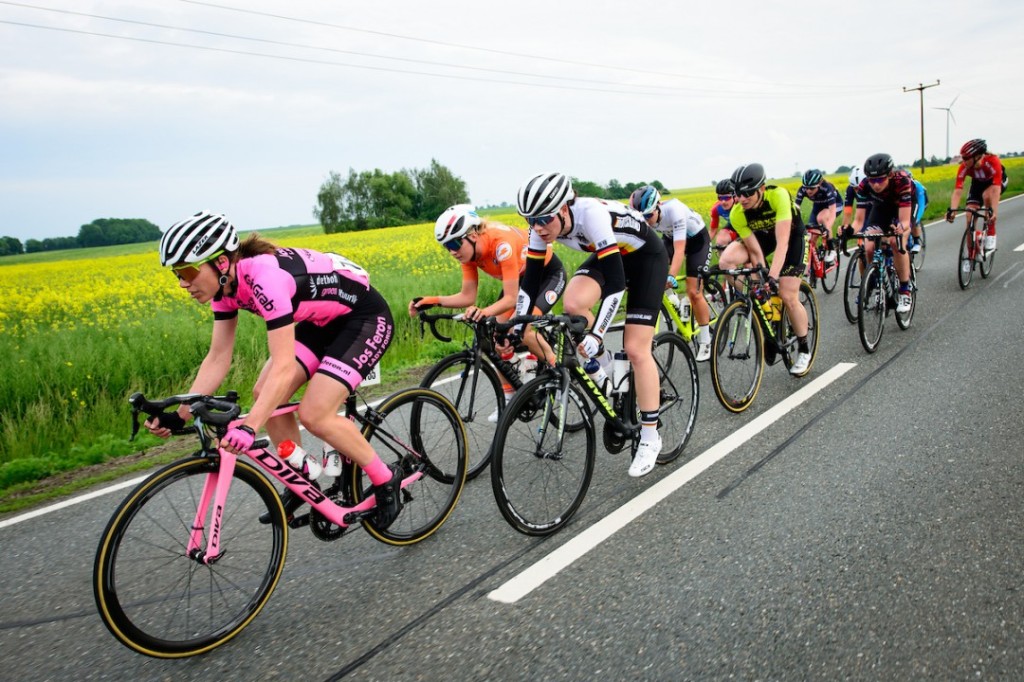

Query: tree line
<box><xmin>0</xmin><ymin>218</ymin><xmax>162</xmax><ymax>256</ymax></box>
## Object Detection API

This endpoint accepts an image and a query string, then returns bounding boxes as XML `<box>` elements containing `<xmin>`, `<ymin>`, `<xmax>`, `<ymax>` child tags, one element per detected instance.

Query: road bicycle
<box><xmin>488</xmin><ymin>313</ymin><xmax>699</xmax><ymax>535</ymax></box>
<box><xmin>951</xmin><ymin>206</ymin><xmax>995</xmax><ymax>289</ymax></box>
<box><xmin>94</xmin><ymin>387</ymin><xmax>467</xmax><ymax>658</ymax></box>
<box><xmin>417</xmin><ymin>310</ymin><xmax>530</xmax><ymax>480</ymax></box>
<box><xmin>709</xmin><ymin>267</ymin><xmax>819</xmax><ymax>413</ymax></box>
<box><xmin>841</xmin><ymin>235</ymin><xmax>865</xmax><ymax>325</ymax></box>
<box><xmin>805</xmin><ymin>225</ymin><xmax>841</xmax><ymax>294</ymax></box>
<box><xmin>853</xmin><ymin>231</ymin><xmax>917</xmax><ymax>353</ymax></box>
<box><xmin>657</xmin><ymin>276</ymin><xmax>730</xmax><ymax>355</ymax></box>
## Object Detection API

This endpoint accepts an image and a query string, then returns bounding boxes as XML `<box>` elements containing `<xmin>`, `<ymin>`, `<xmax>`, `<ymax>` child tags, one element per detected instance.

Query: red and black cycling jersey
<box><xmin>955</xmin><ymin>154</ymin><xmax>1004</xmax><ymax>189</ymax></box>
<box><xmin>855</xmin><ymin>170</ymin><xmax>913</xmax><ymax>209</ymax></box>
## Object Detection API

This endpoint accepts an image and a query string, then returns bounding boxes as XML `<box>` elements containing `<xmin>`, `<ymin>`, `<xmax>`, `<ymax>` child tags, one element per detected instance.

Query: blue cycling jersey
<box><xmin>912</xmin><ymin>179</ymin><xmax>927</xmax><ymax>223</ymax></box>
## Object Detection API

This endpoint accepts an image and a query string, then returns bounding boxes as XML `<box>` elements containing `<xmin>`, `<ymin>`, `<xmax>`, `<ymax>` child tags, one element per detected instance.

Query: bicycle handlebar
<box><xmin>416</xmin><ymin>310</ymin><xmax>468</xmax><ymax>343</ymax></box>
<box><xmin>128</xmin><ymin>391</ymin><xmax>241</xmax><ymax>440</ymax></box>
<box><xmin>493</xmin><ymin>313</ymin><xmax>590</xmax><ymax>337</ymax></box>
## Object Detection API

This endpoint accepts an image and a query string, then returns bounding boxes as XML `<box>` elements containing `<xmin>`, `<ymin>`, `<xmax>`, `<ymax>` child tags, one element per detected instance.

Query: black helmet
<box><xmin>864</xmin><ymin>153</ymin><xmax>894</xmax><ymax>178</ymax></box>
<box><xmin>801</xmin><ymin>169</ymin><xmax>823</xmax><ymax>188</ymax></box>
<box><xmin>730</xmin><ymin>163</ymin><xmax>766</xmax><ymax>195</ymax></box>
<box><xmin>715</xmin><ymin>178</ymin><xmax>735</xmax><ymax>196</ymax></box>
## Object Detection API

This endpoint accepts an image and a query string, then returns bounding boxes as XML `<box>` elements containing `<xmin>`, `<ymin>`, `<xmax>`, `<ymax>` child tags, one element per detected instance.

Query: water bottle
<box><xmin>322</xmin><ymin>447</ymin><xmax>342</xmax><ymax>477</ymax></box>
<box><xmin>499</xmin><ymin>348</ymin><xmax>522</xmax><ymax>381</ymax></box>
<box><xmin>522</xmin><ymin>353</ymin><xmax>538</xmax><ymax>380</ymax></box>
<box><xmin>278</xmin><ymin>440</ymin><xmax>322</xmax><ymax>479</ymax></box>
<box><xmin>666</xmin><ymin>291</ymin><xmax>681</xmax><ymax>310</ymax></box>
<box><xmin>584</xmin><ymin>357</ymin><xmax>609</xmax><ymax>393</ymax></box>
<box><xmin>611</xmin><ymin>351</ymin><xmax>630</xmax><ymax>394</ymax></box>
<box><xmin>679</xmin><ymin>296</ymin><xmax>691</xmax><ymax>323</ymax></box>
<box><xmin>769</xmin><ymin>295</ymin><xmax>783</xmax><ymax>322</ymax></box>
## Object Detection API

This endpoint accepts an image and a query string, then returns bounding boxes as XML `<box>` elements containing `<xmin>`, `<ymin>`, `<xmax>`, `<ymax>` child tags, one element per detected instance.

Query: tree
<box><xmin>606</xmin><ymin>179</ymin><xmax>629</xmax><ymax>200</ymax></box>
<box><xmin>410</xmin><ymin>159</ymin><xmax>469</xmax><ymax>220</ymax></box>
<box><xmin>571</xmin><ymin>178</ymin><xmax>605</xmax><ymax>198</ymax></box>
<box><xmin>0</xmin><ymin>236</ymin><xmax>23</xmax><ymax>256</ymax></box>
<box><xmin>77</xmin><ymin>218</ymin><xmax>160</xmax><ymax>247</ymax></box>
<box><xmin>651</xmin><ymin>180</ymin><xmax>668</xmax><ymax>194</ymax></box>
<box><xmin>313</xmin><ymin>171</ymin><xmax>346</xmax><ymax>234</ymax></box>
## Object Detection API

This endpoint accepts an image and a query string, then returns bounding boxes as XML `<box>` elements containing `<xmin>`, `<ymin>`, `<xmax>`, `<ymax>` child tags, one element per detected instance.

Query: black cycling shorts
<box><xmin>967</xmin><ymin>173</ymin><xmax>1008</xmax><ymax>205</ymax></box>
<box><xmin>752</xmin><ymin>226</ymin><xmax>808</xmax><ymax>278</ymax></box>
<box><xmin>522</xmin><ymin>252</ymin><xmax>566</xmax><ymax>314</ymax></box>
<box><xmin>576</xmin><ymin>230</ymin><xmax>668</xmax><ymax>327</ymax></box>
<box><xmin>662</xmin><ymin>230</ymin><xmax>712</xmax><ymax>280</ymax></box>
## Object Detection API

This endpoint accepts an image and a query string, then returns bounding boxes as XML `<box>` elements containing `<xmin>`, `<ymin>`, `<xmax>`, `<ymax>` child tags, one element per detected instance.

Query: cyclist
<box><xmin>515</xmin><ymin>172</ymin><xmax>668</xmax><ymax>477</ymax></box>
<box><xmin>630</xmin><ymin>185</ymin><xmax>713</xmax><ymax>362</ymax></box>
<box><xmin>946</xmin><ymin>138</ymin><xmax>1007</xmax><ymax>251</ymax></box>
<box><xmin>849</xmin><ymin>153</ymin><xmax>914</xmax><ymax>314</ymax></box>
<box><xmin>905</xmin><ymin>171</ymin><xmax>929</xmax><ymax>254</ymax></box>
<box><xmin>709</xmin><ymin>178</ymin><xmax>739</xmax><ymax>249</ymax></box>
<box><xmin>409</xmin><ymin>204</ymin><xmax>566</xmax><ymax>413</ymax></box>
<box><xmin>147</xmin><ymin>211</ymin><xmax>403</xmax><ymax>528</ymax></box>
<box><xmin>719</xmin><ymin>163</ymin><xmax>812</xmax><ymax>376</ymax></box>
<box><xmin>795</xmin><ymin>168</ymin><xmax>842</xmax><ymax>266</ymax></box>
<box><xmin>840</xmin><ymin>166</ymin><xmax>864</xmax><ymax>238</ymax></box>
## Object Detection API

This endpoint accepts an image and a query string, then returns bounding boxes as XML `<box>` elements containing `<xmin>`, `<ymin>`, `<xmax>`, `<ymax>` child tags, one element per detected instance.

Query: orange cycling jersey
<box><xmin>461</xmin><ymin>223</ymin><xmax>551</xmax><ymax>284</ymax></box>
<box><xmin>955</xmin><ymin>153</ymin><xmax>1003</xmax><ymax>189</ymax></box>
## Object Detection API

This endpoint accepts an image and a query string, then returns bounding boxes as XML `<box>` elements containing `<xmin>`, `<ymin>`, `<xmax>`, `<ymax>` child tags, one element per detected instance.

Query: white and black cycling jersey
<box><xmin>526</xmin><ymin>197</ymin><xmax>654</xmax><ymax>255</ymax></box>
<box><xmin>649</xmin><ymin>198</ymin><xmax>706</xmax><ymax>242</ymax></box>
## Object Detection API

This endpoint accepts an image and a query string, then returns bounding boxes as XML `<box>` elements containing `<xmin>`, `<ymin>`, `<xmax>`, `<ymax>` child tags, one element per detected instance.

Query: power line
<box><xmin>0</xmin><ymin>19</ymin><xmax>896</xmax><ymax>102</ymax></box>
<box><xmin>179</xmin><ymin>0</ymin><xmax>898</xmax><ymax>92</ymax></box>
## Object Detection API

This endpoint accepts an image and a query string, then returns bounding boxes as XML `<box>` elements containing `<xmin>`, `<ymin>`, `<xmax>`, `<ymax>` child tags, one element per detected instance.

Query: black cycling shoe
<box><xmin>259</xmin><ymin>488</ymin><xmax>306</xmax><ymax>524</ymax></box>
<box><xmin>371</xmin><ymin>464</ymin><xmax>404</xmax><ymax>530</ymax></box>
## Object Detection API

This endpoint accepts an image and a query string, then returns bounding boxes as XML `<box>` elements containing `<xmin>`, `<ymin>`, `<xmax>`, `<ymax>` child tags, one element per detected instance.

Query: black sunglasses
<box><xmin>527</xmin><ymin>214</ymin><xmax>557</xmax><ymax>227</ymax></box>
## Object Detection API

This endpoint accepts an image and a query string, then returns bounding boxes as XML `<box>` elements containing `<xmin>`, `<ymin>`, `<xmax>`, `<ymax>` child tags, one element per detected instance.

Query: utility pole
<box><xmin>903</xmin><ymin>80</ymin><xmax>940</xmax><ymax>174</ymax></box>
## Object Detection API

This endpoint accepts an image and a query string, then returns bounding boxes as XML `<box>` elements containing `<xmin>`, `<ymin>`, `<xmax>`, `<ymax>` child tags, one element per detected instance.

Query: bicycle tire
<box><xmin>352</xmin><ymin>388</ymin><xmax>468</xmax><ymax>545</ymax></box>
<box><xmin>420</xmin><ymin>351</ymin><xmax>503</xmax><ymax>481</ymax></box>
<box><xmin>780</xmin><ymin>280</ymin><xmax>819</xmax><ymax>376</ymax></box>
<box><xmin>913</xmin><ymin>223</ymin><xmax>927</xmax><ymax>270</ymax></box>
<box><xmin>820</xmin><ymin>247</ymin><xmax>840</xmax><ymax>293</ymax></box>
<box><xmin>490</xmin><ymin>374</ymin><xmax>596</xmax><ymax>536</ymax></box>
<box><xmin>704</xmin><ymin>277</ymin><xmax>730</xmax><ymax>327</ymax></box>
<box><xmin>980</xmin><ymin>235</ymin><xmax>994</xmax><ymax>279</ymax></box>
<box><xmin>710</xmin><ymin>299</ymin><xmax>764</xmax><ymax>413</ymax></box>
<box><xmin>957</xmin><ymin>227</ymin><xmax>974</xmax><ymax>289</ymax></box>
<box><xmin>652</xmin><ymin>332</ymin><xmax>699</xmax><ymax>463</ymax></box>
<box><xmin>858</xmin><ymin>264</ymin><xmax>885</xmax><ymax>353</ymax></box>
<box><xmin>896</xmin><ymin>267</ymin><xmax>916</xmax><ymax>330</ymax></box>
<box><xmin>94</xmin><ymin>457</ymin><xmax>287</xmax><ymax>658</ymax></box>
<box><xmin>843</xmin><ymin>248</ymin><xmax>863</xmax><ymax>324</ymax></box>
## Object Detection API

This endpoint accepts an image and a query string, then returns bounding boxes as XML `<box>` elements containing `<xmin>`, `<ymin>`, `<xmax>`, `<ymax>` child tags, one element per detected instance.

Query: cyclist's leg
<box><xmin>982</xmin><ymin>183</ymin><xmax>1001</xmax><ymax>247</ymax></box>
<box><xmin>523</xmin><ymin>254</ymin><xmax>567</xmax><ymax>365</ymax></box>
<box><xmin>254</xmin><ymin>352</ymin><xmax>311</xmax><ymax>447</ymax></box>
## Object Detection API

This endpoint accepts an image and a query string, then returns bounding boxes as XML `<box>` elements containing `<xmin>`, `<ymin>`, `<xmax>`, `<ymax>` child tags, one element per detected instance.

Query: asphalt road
<box><xmin>2</xmin><ymin>197</ymin><xmax>1023</xmax><ymax>681</ymax></box>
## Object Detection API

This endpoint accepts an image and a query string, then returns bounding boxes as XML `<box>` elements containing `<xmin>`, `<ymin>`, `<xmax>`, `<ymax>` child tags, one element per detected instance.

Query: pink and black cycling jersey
<box><xmin>212</xmin><ymin>248</ymin><xmax>372</xmax><ymax>329</ymax></box>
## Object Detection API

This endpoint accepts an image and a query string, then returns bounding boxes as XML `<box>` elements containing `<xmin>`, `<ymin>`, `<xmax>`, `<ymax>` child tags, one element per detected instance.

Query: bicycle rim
<box><xmin>420</xmin><ymin>352</ymin><xmax>502</xmax><ymax>481</ymax></box>
<box><xmin>957</xmin><ymin>228</ymin><xmax>974</xmax><ymax>289</ymax></box>
<box><xmin>710</xmin><ymin>300</ymin><xmax>764</xmax><ymax>413</ymax></box>
<box><xmin>781</xmin><ymin>281</ymin><xmax>819</xmax><ymax>375</ymax></box>
<box><xmin>858</xmin><ymin>265</ymin><xmax>885</xmax><ymax>353</ymax></box>
<box><xmin>354</xmin><ymin>388</ymin><xmax>468</xmax><ymax>545</ymax></box>
<box><xmin>93</xmin><ymin>458</ymin><xmax>287</xmax><ymax>658</ymax></box>
<box><xmin>914</xmin><ymin>225</ymin><xmax>926</xmax><ymax>270</ymax></box>
<box><xmin>821</xmin><ymin>249</ymin><xmax>840</xmax><ymax>293</ymax></box>
<box><xmin>652</xmin><ymin>333</ymin><xmax>699</xmax><ymax>463</ymax></box>
<box><xmin>490</xmin><ymin>376</ymin><xmax>595</xmax><ymax>536</ymax></box>
<box><xmin>980</xmin><ymin>237</ymin><xmax>994</xmax><ymax>278</ymax></box>
<box><xmin>843</xmin><ymin>250</ymin><xmax>863</xmax><ymax>324</ymax></box>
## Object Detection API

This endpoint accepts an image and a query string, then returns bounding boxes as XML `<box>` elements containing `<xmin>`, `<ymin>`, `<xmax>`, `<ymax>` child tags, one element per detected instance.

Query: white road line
<box><xmin>992</xmin><ymin>261</ymin><xmax>1021</xmax><ymax>284</ymax></box>
<box><xmin>1014</xmin><ymin>243</ymin><xmax>1024</xmax><ymax>252</ymax></box>
<box><xmin>1002</xmin><ymin>264</ymin><xmax>1024</xmax><ymax>288</ymax></box>
<box><xmin>487</xmin><ymin>362</ymin><xmax>857</xmax><ymax>605</ymax></box>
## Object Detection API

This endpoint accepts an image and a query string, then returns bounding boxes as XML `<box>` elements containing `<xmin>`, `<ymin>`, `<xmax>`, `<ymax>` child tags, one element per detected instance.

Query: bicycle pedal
<box><xmin>287</xmin><ymin>513</ymin><xmax>311</xmax><ymax>529</ymax></box>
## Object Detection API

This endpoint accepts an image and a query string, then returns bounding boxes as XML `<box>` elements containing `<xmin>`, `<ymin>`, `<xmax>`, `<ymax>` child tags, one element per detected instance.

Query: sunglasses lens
<box><xmin>528</xmin><ymin>215</ymin><xmax>555</xmax><ymax>227</ymax></box>
<box><xmin>443</xmin><ymin>238</ymin><xmax>463</xmax><ymax>251</ymax></box>
<box><xmin>173</xmin><ymin>265</ymin><xmax>201</xmax><ymax>282</ymax></box>
<box><xmin>717</xmin><ymin>195</ymin><xmax>732</xmax><ymax>201</ymax></box>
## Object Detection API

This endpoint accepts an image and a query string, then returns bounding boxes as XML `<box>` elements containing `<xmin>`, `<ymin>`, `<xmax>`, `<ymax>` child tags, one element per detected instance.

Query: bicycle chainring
<box><xmin>309</xmin><ymin>483</ymin><xmax>348</xmax><ymax>542</ymax></box>
<box><xmin>602</xmin><ymin>420</ymin><xmax>627</xmax><ymax>454</ymax></box>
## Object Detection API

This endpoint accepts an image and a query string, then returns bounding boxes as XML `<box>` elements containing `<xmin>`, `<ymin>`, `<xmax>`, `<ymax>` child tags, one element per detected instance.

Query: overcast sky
<box><xmin>2</xmin><ymin>0</ymin><xmax>1022</xmax><ymax>241</ymax></box>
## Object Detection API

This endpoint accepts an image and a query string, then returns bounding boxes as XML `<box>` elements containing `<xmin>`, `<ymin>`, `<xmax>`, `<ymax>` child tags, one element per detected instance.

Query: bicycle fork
<box><xmin>188</xmin><ymin>453</ymin><xmax>239</xmax><ymax>565</ymax></box>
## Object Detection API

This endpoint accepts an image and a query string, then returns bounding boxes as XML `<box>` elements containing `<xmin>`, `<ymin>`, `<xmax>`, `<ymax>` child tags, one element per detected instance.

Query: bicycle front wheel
<box><xmin>980</xmin><ymin>234</ymin><xmax>995</xmax><ymax>278</ymax></box>
<box><xmin>710</xmin><ymin>300</ymin><xmax>765</xmax><ymax>413</ymax></box>
<box><xmin>858</xmin><ymin>264</ymin><xmax>885</xmax><ymax>353</ymax></box>
<box><xmin>652</xmin><ymin>332</ymin><xmax>699</xmax><ymax>463</ymax></box>
<box><xmin>843</xmin><ymin>249</ymin><xmax>863</xmax><ymax>324</ymax></box>
<box><xmin>420</xmin><ymin>351</ymin><xmax>503</xmax><ymax>481</ymax></box>
<box><xmin>913</xmin><ymin>224</ymin><xmax>927</xmax><ymax>270</ymax></box>
<box><xmin>94</xmin><ymin>457</ymin><xmax>287</xmax><ymax>658</ymax></box>
<box><xmin>353</xmin><ymin>388</ymin><xmax>468</xmax><ymax>545</ymax></box>
<box><xmin>821</xmin><ymin>246</ymin><xmax>840</xmax><ymax>293</ymax></box>
<box><xmin>957</xmin><ymin>227</ymin><xmax>975</xmax><ymax>289</ymax></box>
<box><xmin>490</xmin><ymin>375</ymin><xmax>595</xmax><ymax>536</ymax></box>
<box><xmin>781</xmin><ymin>280</ymin><xmax>819</xmax><ymax>376</ymax></box>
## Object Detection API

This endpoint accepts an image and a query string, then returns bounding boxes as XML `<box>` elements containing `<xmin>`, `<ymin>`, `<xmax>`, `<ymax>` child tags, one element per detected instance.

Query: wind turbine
<box><xmin>933</xmin><ymin>95</ymin><xmax>960</xmax><ymax>160</ymax></box>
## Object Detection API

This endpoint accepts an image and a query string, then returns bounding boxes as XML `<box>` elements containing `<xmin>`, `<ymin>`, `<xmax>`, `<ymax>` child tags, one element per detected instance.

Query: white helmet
<box><xmin>434</xmin><ymin>204</ymin><xmax>481</xmax><ymax>244</ymax></box>
<box><xmin>159</xmin><ymin>210</ymin><xmax>239</xmax><ymax>267</ymax></box>
<box><xmin>517</xmin><ymin>172</ymin><xmax>573</xmax><ymax>218</ymax></box>
<box><xmin>848</xmin><ymin>166</ymin><xmax>864</xmax><ymax>187</ymax></box>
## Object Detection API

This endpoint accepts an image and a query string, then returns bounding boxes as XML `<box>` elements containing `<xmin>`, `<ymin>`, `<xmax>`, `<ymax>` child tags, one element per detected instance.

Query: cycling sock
<box><xmin>797</xmin><ymin>336</ymin><xmax>809</xmax><ymax>354</ymax></box>
<box><xmin>363</xmin><ymin>456</ymin><xmax>393</xmax><ymax>486</ymax></box>
<box><xmin>697</xmin><ymin>326</ymin><xmax>711</xmax><ymax>344</ymax></box>
<box><xmin>987</xmin><ymin>216</ymin><xmax>997</xmax><ymax>236</ymax></box>
<box><xmin>899</xmin><ymin>281</ymin><xmax>910</xmax><ymax>294</ymax></box>
<box><xmin>640</xmin><ymin>411</ymin><xmax>659</xmax><ymax>442</ymax></box>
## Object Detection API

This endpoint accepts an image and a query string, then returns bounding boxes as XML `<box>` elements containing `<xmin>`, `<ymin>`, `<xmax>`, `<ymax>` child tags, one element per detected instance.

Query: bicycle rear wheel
<box><xmin>353</xmin><ymin>388</ymin><xmax>468</xmax><ymax>545</ymax></box>
<box><xmin>94</xmin><ymin>457</ymin><xmax>287</xmax><ymax>658</ymax></box>
<box><xmin>843</xmin><ymin>249</ymin><xmax>863</xmax><ymax>324</ymax></box>
<box><xmin>710</xmin><ymin>300</ymin><xmax>765</xmax><ymax>413</ymax></box>
<box><xmin>957</xmin><ymin>227</ymin><xmax>975</xmax><ymax>289</ymax></box>
<box><xmin>652</xmin><ymin>332</ymin><xmax>699</xmax><ymax>463</ymax></box>
<box><xmin>780</xmin><ymin>281</ymin><xmax>819</xmax><ymax>376</ymax></box>
<box><xmin>858</xmin><ymin>264</ymin><xmax>885</xmax><ymax>353</ymax></box>
<box><xmin>490</xmin><ymin>375</ymin><xmax>595</xmax><ymax>536</ymax></box>
<box><xmin>913</xmin><ymin>223</ymin><xmax>927</xmax><ymax>270</ymax></box>
<box><xmin>704</xmin><ymin>277</ymin><xmax>730</xmax><ymax>326</ymax></box>
<box><xmin>420</xmin><ymin>351</ymin><xmax>502</xmax><ymax>481</ymax></box>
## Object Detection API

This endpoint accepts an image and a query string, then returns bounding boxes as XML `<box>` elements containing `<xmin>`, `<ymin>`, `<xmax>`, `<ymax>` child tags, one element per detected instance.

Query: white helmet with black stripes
<box><xmin>159</xmin><ymin>210</ymin><xmax>239</xmax><ymax>267</ymax></box>
<box><xmin>516</xmin><ymin>172</ymin><xmax>574</xmax><ymax>218</ymax></box>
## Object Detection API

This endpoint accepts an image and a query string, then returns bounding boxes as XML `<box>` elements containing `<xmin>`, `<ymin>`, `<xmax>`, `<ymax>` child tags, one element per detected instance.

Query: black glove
<box><xmin>766</xmin><ymin>276</ymin><xmax>779</xmax><ymax>295</ymax></box>
<box><xmin>155</xmin><ymin>411</ymin><xmax>186</xmax><ymax>431</ymax></box>
<box><xmin>945</xmin><ymin>209</ymin><xmax>956</xmax><ymax>223</ymax></box>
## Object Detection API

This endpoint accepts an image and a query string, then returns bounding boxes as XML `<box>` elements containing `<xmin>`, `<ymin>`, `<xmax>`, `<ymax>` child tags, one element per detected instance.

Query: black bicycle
<box><xmin>488</xmin><ymin>314</ymin><xmax>699</xmax><ymax>536</ymax></box>
<box><xmin>852</xmin><ymin>231</ymin><xmax>917</xmax><ymax>353</ymax></box>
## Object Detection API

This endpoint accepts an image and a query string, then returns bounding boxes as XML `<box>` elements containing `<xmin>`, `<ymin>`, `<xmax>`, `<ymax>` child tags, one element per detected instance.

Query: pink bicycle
<box><xmin>94</xmin><ymin>387</ymin><xmax>467</xmax><ymax>658</ymax></box>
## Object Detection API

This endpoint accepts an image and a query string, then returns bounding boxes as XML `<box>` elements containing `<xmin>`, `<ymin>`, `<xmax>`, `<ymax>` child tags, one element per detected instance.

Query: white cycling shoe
<box><xmin>789</xmin><ymin>352</ymin><xmax>811</xmax><ymax>377</ymax></box>
<box><xmin>628</xmin><ymin>435</ymin><xmax>662</xmax><ymax>478</ymax></box>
